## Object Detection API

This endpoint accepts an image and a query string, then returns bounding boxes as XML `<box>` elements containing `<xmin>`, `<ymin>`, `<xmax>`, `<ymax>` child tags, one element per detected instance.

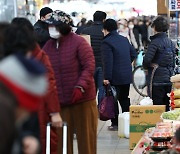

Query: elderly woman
<box><xmin>143</xmin><ymin>16</ymin><xmax>176</xmax><ymax>111</ymax></box>
<box><xmin>101</xmin><ymin>19</ymin><xmax>136</xmax><ymax>130</ymax></box>
<box><xmin>43</xmin><ymin>10</ymin><xmax>98</xmax><ymax>154</ymax></box>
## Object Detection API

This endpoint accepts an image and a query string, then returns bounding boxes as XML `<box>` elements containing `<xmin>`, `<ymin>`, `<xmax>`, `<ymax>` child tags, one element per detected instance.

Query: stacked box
<box><xmin>130</xmin><ymin>105</ymin><xmax>165</xmax><ymax>150</ymax></box>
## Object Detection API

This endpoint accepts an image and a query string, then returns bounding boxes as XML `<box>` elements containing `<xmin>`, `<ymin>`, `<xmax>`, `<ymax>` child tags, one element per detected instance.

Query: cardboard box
<box><xmin>129</xmin><ymin>105</ymin><xmax>165</xmax><ymax>150</ymax></box>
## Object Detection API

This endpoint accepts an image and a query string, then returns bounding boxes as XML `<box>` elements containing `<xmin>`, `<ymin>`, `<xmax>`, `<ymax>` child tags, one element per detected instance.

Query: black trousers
<box><xmin>152</xmin><ymin>85</ymin><xmax>172</xmax><ymax>112</ymax></box>
<box><xmin>111</xmin><ymin>84</ymin><xmax>130</xmax><ymax>126</ymax></box>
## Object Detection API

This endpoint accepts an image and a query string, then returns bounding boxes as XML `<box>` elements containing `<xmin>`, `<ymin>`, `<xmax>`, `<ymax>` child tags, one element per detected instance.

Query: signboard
<box><xmin>169</xmin><ymin>0</ymin><xmax>180</xmax><ymax>11</ymax></box>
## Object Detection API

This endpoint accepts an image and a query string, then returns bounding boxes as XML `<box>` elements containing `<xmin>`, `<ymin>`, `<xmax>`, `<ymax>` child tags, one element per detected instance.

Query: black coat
<box><xmin>101</xmin><ymin>31</ymin><xmax>137</xmax><ymax>85</ymax></box>
<box><xmin>75</xmin><ymin>25</ymin><xmax>87</xmax><ymax>35</ymax></box>
<box><xmin>34</xmin><ymin>20</ymin><xmax>50</xmax><ymax>48</ymax></box>
<box><xmin>82</xmin><ymin>21</ymin><xmax>104</xmax><ymax>67</ymax></box>
<box><xmin>143</xmin><ymin>32</ymin><xmax>176</xmax><ymax>86</ymax></box>
<box><xmin>133</xmin><ymin>25</ymin><xmax>141</xmax><ymax>48</ymax></box>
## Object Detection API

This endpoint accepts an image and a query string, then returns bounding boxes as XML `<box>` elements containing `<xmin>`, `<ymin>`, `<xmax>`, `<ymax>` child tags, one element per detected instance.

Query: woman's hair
<box><xmin>151</xmin><ymin>16</ymin><xmax>169</xmax><ymax>32</ymax></box>
<box><xmin>0</xmin><ymin>22</ymin><xmax>10</xmax><ymax>59</ymax></box>
<box><xmin>56</xmin><ymin>23</ymin><xmax>72</xmax><ymax>35</ymax></box>
<box><xmin>3</xmin><ymin>25</ymin><xmax>36</xmax><ymax>56</ymax></box>
<box><xmin>11</xmin><ymin>17</ymin><xmax>34</xmax><ymax>32</ymax></box>
<box><xmin>103</xmin><ymin>19</ymin><xmax>117</xmax><ymax>32</ymax></box>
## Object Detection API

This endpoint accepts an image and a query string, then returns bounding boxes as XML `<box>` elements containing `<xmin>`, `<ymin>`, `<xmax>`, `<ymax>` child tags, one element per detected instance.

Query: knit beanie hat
<box><xmin>0</xmin><ymin>54</ymin><xmax>48</xmax><ymax>112</ymax></box>
<box><xmin>40</xmin><ymin>7</ymin><xmax>53</xmax><ymax>18</ymax></box>
<box><xmin>45</xmin><ymin>10</ymin><xmax>73</xmax><ymax>26</ymax></box>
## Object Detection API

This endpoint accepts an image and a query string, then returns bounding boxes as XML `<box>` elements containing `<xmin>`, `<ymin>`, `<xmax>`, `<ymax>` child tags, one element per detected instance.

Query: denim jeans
<box><xmin>94</xmin><ymin>67</ymin><xmax>104</xmax><ymax>107</ymax></box>
<box><xmin>94</xmin><ymin>67</ymin><xmax>103</xmax><ymax>90</ymax></box>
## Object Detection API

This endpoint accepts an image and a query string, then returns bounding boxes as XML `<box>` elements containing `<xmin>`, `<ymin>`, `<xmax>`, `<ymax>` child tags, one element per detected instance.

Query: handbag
<box><xmin>98</xmin><ymin>84</ymin><xmax>116</xmax><ymax>121</ymax></box>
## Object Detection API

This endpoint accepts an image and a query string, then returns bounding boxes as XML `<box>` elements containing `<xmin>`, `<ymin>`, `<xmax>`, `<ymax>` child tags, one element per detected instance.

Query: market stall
<box><xmin>131</xmin><ymin>110</ymin><xmax>180</xmax><ymax>153</ymax></box>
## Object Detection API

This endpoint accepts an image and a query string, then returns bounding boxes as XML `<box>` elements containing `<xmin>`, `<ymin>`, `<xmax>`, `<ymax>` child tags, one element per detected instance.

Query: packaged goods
<box><xmin>174</xmin><ymin>89</ymin><xmax>180</xmax><ymax>99</ymax></box>
<box><xmin>139</xmin><ymin>97</ymin><xmax>153</xmax><ymax>106</ymax></box>
<box><xmin>174</xmin><ymin>99</ymin><xmax>180</xmax><ymax>107</ymax></box>
<box><xmin>170</xmin><ymin>74</ymin><xmax>180</xmax><ymax>83</ymax></box>
<box><xmin>130</xmin><ymin>105</ymin><xmax>165</xmax><ymax>149</ymax></box>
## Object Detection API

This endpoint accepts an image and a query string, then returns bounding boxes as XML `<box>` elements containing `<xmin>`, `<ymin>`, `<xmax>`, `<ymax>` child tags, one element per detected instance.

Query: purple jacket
<box><xmin>43</xmin><ymin>32</ymin><xmax>96</xmax><ymax>106</ymax></box>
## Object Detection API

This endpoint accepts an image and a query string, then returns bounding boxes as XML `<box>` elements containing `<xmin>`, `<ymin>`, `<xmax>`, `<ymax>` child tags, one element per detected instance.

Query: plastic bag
<box><xmin>136</xmin><ymin>50</ymin><xmax>144</xmax><ymax>67</ymax></box>
<box><xmin>139</xmin><ymin>97</ymin><xmax>153</xmax><ymax>105</ymax></box>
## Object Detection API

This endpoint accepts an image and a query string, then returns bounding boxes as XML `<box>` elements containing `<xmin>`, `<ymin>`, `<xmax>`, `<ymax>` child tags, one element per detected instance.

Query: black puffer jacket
<box><xmin>143</xmin><ymin>32</ymin><xmax>176</xmax><ymax>86</ymax></box>
<box><xmin>82</xmin><ymin>21</ymin><xmax>104</xmax><ymax>67</ymax></box>
<box><xmin>34</xmin><ymin>20</ymin><xmax>50</xmax><ymax>48</ymax></box>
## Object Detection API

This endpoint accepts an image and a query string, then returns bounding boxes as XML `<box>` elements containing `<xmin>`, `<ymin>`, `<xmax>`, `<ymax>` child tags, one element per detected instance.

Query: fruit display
<box><xmin>170</xmin><ymin>74</ymin><xmax>180</xmax><ymax>109</ymax></box>
<box><xmin>151</xmin><ymin>129</ymin><xmax>173</xmax><ymax>142</ymax></box>
<box><xmin>162</xmin><ymin>110</ymin><xmax>180</xmax><ymax>120</ymax></box>
<box><xmin>149</xmin><ymin>122</ymin><xmax>174</xmax><ymax>152</ymax></box>
<box><xmin>150</xmin><ymin>141</ymin><xmax>170</xmax><ymax>151</ymax></box>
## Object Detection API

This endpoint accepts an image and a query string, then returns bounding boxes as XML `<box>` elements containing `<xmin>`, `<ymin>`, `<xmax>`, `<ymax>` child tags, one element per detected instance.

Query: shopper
<box><xmin>34</xmin><ymin>7</ymin><xmax>53</xmax><ymax>48</ymax></box>
<box><xmin>139</xmin><ymin>19</ymin><xmax>149</xmax><ymax>47</ymax></box>
<box><xmin>101</xmin><ymin>19</ymin><xmax>137</xmax><ymax>131</ymax></box>
<box><xmin>75</xmin><ymin>18</ymin><xmax>87</xmax><ymax>34</ymax></box>
<box><xmin>117</xmin><ymin>19</ymin><xmax>129</xmax><ymax>39</ymax></box>
<box><xmin>143</xmin><ymin>16</ymin><xmax>176</xmax><ymax>111</ymax></box>
<box><xmin>11</xmin><ymin>17</ymin><xmax>63</xmax><ymax>154</ymax></box>
<box><xmin>128</xmin><ymin>20</ymin><xmax>138</xmax><ymax>50</ymax></box>
<box><xmin>0</xmin><ymin>25</ymin><xmax>48</xmax><ymax>154</ymax></box>
<box><xmin>43</xmin><ymin>10</ymin><xmax>98</xmax><ymax>154</ymax></box>
<box><xmin>81</xmin><ymin>11</ymin><xmax>107</xmax><ymax>91</ymax></box>
<box><xmin>133</xmin><ymin>18</ymin><xmax>142</xmax><ymax>50</ymax></box>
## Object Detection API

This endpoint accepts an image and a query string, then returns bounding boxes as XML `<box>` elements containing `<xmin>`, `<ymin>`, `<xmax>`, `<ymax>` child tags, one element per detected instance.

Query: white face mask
<box><xmin>48</xmin><ymin>27</ymin><xmax>60</xmax><ymax>39</ymax></box>
<box><xmin>129</xmin><ymin>25</ymin><xmax>134</xmax><ymax>29</ymax></box>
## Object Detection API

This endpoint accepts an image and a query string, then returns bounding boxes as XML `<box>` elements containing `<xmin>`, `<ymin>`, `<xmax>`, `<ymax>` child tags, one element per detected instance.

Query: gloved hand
<box><xmin>72</xmin><ymin>88</ymin><xmax>83</xmax><ymax>103</ymax></box>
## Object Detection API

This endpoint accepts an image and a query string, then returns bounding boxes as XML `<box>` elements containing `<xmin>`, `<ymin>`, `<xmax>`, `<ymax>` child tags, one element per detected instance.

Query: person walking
<box><xmin>75</xmin><ymin>18</ymin><xmax>87</xmax><ymax>34</ymax></box>
<box><xmin>143</xmin><ymin>16</ymin><xmax>176</xmax><ymax>111</ymax></box>
<box><xmin>34</xmin><ymin>7</ymin><xmax>53</xmax><ymax>48</ymax></box>
<box><xmin>43</xmin><ymin>10</ymin><xmax>98</xmax><ymax>154</ymax></box>
<box><xmin>11</xmin><ymin>17</ymin><xmax>63</xmax><ymax>154</ymax></box>
<box><xmin>81</xmin><ymin>11</ymin><xmax>107</xmax><ymax>91</ymax></box>
<box><xmin>117</xmin><ymin>19</ymin><xmax>129</xmax><ymax>38</ymax></box>
<box><xmin>0</xmin><ymin>24</ymin><xmax>48</xmax><ymax>154</ymax></box>
<box><xmin>128</xmin><ymin>20</ymin><xmax>138</xmax><ymax>50</ymax></box>
<box><xmin>101</xmin><ymin>19</ymin><xmax>137</xmax><ymax>131</ymax></box>
<box><xmin>133</xmin><ymin>18</ymin><xmax>142</xmax><ymax>50</ymax></box>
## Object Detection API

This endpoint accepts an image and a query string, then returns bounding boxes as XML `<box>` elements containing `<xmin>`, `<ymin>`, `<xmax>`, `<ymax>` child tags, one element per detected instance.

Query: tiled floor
<box><xmin>96</xmin><ymin>120</ymin><xmax>131</xmax><ymax>154</ymax></box>
<box><xmin>73</xmin><ymin>85</ymin><xmax>143</xmax><ymax>154</ymax></box>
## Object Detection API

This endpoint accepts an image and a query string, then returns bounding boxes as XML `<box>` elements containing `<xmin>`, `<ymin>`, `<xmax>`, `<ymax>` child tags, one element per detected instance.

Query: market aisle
<box><xmin>73</xmin><ymin>120</ymin><xmax>131</xmax><ymax>154</ymax></box>
<box><xmin>73</xmin><ymin>85</ymin><xmax>142</xmax><ymax>154</ymax></box>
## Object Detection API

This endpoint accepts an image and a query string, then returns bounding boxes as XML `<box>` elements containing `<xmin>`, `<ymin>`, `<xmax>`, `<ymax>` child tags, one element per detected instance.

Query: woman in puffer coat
<box><xmin>143</xmin><ymin>16</ymin><xmax>176</xmax><ymax>111</ymax></box>
<box><xmin>43</xmin><ymin>10</ymin><xmax>98</xmax><ymax>154</ymax></box>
